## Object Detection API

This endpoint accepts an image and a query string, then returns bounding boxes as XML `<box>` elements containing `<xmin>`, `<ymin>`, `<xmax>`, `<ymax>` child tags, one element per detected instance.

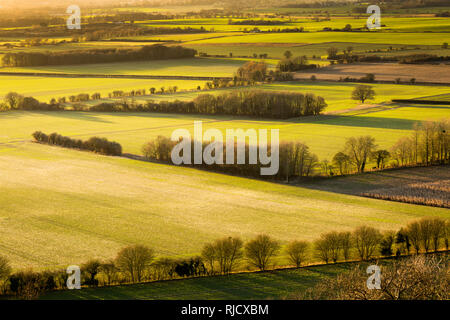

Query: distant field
<box><xmin>0</xmin><ymin>76</ymin><xmax>206</xmax><ymax>102</ymax></box>
<box><xmin>0</xmin><ymin>58</ymin><xmax>244</xmax><ymax>77</ymax></box>
<box><xmin>184</xmin><ymin>43</ymin><xmax>440</xmax><ymax>59</ymax></box>
<box><xmin>294</xmin><ymin>63</ymin><xmax>450</xmax><ymax>84</ymax></box>
<box><xmin>3</xmin><ymin>77</ymin><xmax>448</xmax><ymax>111</ymax></box>
<box><xmin>139</xmin><ymin>17</ymin><xmax>450</xmax><ymax>33</ymax></box>
<box><xmin>184</xmin><ymin>32</ymin><xmax>449</xmax><ymax>46</ymax></box>
<box><xmin>0</xmin><ymin>142</ymin><xmax>447</xmax><ymax>270</ymax></box>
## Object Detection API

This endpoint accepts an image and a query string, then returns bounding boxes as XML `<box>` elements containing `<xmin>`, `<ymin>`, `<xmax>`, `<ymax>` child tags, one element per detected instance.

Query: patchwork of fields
<box><xmin>0</xmin><ymin>5</ymin><xmax>449</xmax><ymax>283</ymax></box>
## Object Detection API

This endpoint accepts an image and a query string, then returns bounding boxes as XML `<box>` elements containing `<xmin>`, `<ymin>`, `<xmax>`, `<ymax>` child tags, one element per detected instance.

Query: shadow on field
<box><xmin>293</xmin><ymin>114</ymin><xmax>418</xmax><ymax>130</ymax></box>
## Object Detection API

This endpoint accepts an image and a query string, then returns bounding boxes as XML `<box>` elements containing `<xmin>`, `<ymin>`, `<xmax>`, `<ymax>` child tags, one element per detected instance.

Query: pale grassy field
<box><xmin>0</xmin><ymin>142</ymin><xmax>447</xmax><ymax>270</ymax></box>
<box><xmin>0</xmin><ymin>77</ymin><xmax>206</xmax><ymax>102</ymax></box>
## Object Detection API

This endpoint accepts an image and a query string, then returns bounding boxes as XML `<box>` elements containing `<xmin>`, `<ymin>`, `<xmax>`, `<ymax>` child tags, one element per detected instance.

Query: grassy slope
<box><xmin>1</xmin><ymin>75</ymin><xmax>449</xmax><ymax>110</ymax></box>
<box><xmin>0</xmin><ymin>142</ymin><xmax>447</xmax><ymax>270</ymax></box>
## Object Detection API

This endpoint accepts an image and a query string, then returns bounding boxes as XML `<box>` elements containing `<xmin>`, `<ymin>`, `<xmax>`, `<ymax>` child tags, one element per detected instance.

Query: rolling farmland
<box><xmin>0</xmin><ymin>1</ymin><xmax>449</xmax><ymax>302</ymax></box>
<box><xmin>0</xmin><ymin>142</ymin><xmax>447</xmax><ymax>270</ymax></box>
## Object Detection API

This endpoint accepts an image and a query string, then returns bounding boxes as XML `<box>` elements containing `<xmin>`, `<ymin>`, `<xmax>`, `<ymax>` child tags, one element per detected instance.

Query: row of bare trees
<box><xmin>391</xmin><ymin>119</ymin><xmax>449</xmax><ymax>167</ymax></box>
<box><xmin>314</xmin><ymin>218</ymin><xmax>449</xmax><ymax>264</ymax></box>
<box><xmin>0</xmin><ymin>217</ymin><xmax>447</xmax><ymax>299</ymax></box>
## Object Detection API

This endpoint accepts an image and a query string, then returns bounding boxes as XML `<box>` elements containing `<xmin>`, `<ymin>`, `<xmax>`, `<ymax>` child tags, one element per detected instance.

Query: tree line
<box><xmin>72</xmin><ymin>90</ymin><xmax>326</xmax><ymax>119</ymax></box>
<box><xmin>277</xmin><ymin>52</ymin><xmax>318</xmax><ymax>72</ymax></box>
<box><xmin>1</xmin><ymin>88</ymin><xmax>326</xmax><ymax>119</ymax></box>
<box><xmin>142</xmin><ymin>136</ymin><xmax>320</xmax><ymax>180</ymax></box>
<box><xmin>329</xmin><ymin>119</ymin><xmax>449</xmax><ymax>177</ymax></box>
<box><xmin>0</xmin><ymin>217</ymin><xmax>447</xmax><ymax>299</ymax></box>
<box><xmin>141</xmin><ymin>118</ymin><xmax>448</xmax><ymax>182</ymax></box>
<box><xmin>1</xmin><ymin>45</ymin><xmax>197</xmax><ymax>67</ymax></box>
<box><xmin>32</xmin><ymin>131</ymin><xmax>122</xmax><ymax>156</ymax></box>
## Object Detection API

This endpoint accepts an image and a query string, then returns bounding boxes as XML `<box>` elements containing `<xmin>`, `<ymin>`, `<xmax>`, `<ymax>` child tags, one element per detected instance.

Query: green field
<box><xmin>2</xmin><ymin>97</ymin><xmax>449</xmax><ymax>159</ymax></box>
<box><xmin>0</xmin><ymin>76</ymin><xmax>206</xmax><ymax>102</ymax></box>
<box><xmin>139</xmin><ymin>17</ymin><xmax>450</xmax><ymax>33</ymax></box>
<box><xmin>2</xmin><ymin>75</ymin><xmax>448</xmax><ymax>112</ymax></box>
<box><xmin>184</xmin><ymin>32</ymin><xmax>449</xmax><ymax>46</ymax></box>
<box><xmin>0</xmin><ymin>58</ymin><xmax>245</xmax><ymax>77</ymax></box>
<box><xmin>0</xmin><ymin>141</ymin><xmax>447</xmax><ymax>270</ymax></box>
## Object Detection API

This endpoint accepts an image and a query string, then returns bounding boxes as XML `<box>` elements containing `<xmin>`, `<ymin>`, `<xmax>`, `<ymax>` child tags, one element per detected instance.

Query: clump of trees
<box><xmin>1</xmin><ymin>45</ymin><xmax>197</xmax><ymax>67</ymax></box>
<box><xmin>390</xmin><ymin>119</ymin><xmax>449</xmax><ymax>167</ymax></box>
<box><xmin>32</xmin><ymin>131</ymin><xmax>122</xmax><ymax>156</ymax></box>
<box><xmin>201</xmin><ymin>237</ymin><xmax>244</xmax><ymax>275</ymax></box>
<box><xmin>142</xmin><ymin>136</ymin><xmax>320</xmax><ymax>180</ymax></box>
<box><xmin>3</xmin><ymin>89</ymin><xmax>327</xmax><ymax>120</ymax></box>
<box><xmin>277</xmin><ymin>55</ymin><xmax>318</xmax><ymax>72</ymax></box>
<box><xmin>329</xmin><ymin>119</ymin><xmax>449</xmax><ymax>177</ymax></box>
<box><xmin>0</xmin><ymin>92</ymin><xmax>60</xmax><ymax>111</ymax></box>
<box><xmin>191</xmin><ymin>90</ymin><xmax>327</xmax><ymax>118</ymax></box>
<box><xmin>236</xmin><ymin>61</ymin><xmax>268</xmax><ymax>83</ymax></box>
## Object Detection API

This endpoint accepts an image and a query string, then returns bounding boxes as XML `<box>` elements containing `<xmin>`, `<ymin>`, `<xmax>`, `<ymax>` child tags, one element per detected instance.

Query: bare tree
<box><xmin>99</xmin><ymin>260</ymin><xmax>118</xmax><ymax>286</ymax></box>
<box><xmin>324</xmin><ymin>232</ymin><xmax>342</xmax><ymax>263</ymax></box>
<box><xmin>338</xmin><ymin>231</ymin><xmax>352</xmax><ymax>261</ymax></box>
<box><xmin>351</xmin><ymin>85</ymin><xmax>375</xmax><ymax>104</ymax></box>
<box><xmin>344</xmin><ymin>136</ymin><xmax>377</xmax><ymax>173</ymax></box>
<box><xmin>115</xmin><ymin>245</ymin><xmax>155</xmax><ymax>283</ymax></box>
<box><xmin>201</xmin><ymin>243</ymin><xmax>216</xmax><ymax>275</ymax></box>
<box><xmin>379</xmin><ymin>231</ymin><xmax>396</xmax><ymax>257</ymax></box>
<box><xmin>429</xmin><ymin>218</ymin><xmax>446</xmax><ymax>252</ymax></box>
<box><xmin>286</xmin><ymin>240</ymin><xmax>309</xmax><ymax>268</ymax></box>
<box><xmin>314</xmin><ymin>236</ymin><xmax>332</xmax><ymax>264</ymax></box>
<box><xmin>332</xmin><ymin>152</ymin><xmax>351</xmax><ymax>175</ymax></box>
<box><xmin>245</xmin><ymin>234</ymin><xmax>280</xmax><ymax>271</ymax></box>
<box><xmin>419</xmin><ymin>218</ymin><xmax>433</xmax><ymax>253</ymax></box>
<box><xmin>214</xmin><ymin>237</ymin><xmax>244</xmax><ymax>274</ymax></box>
<box><xmin>353</xmin><ymin>226</ymin><xmax>382</xmax><ymax>261</ymax></box>
<box><xmin>406</xmin><ymin>221</ymin><xmax>422</xmax><ymax>254</ymax></box>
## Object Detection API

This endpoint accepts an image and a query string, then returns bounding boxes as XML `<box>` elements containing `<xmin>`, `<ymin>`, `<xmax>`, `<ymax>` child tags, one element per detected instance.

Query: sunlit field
<box><xmin>0</xmin><ymin>142</ymin><xmax>447</xmax><ymax>270</ymax></box>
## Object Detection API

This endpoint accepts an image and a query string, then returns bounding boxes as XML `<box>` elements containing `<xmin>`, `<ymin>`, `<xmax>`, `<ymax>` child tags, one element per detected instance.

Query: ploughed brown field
<box><xmin>295</xmin><ymin>63</ymin><xmax>450</xmax><ymax>84</ymax></box>
<box><xmin>299</xmin><ymin>165</ymin><xmax>450</xmax><ymax>208</ymax></box>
